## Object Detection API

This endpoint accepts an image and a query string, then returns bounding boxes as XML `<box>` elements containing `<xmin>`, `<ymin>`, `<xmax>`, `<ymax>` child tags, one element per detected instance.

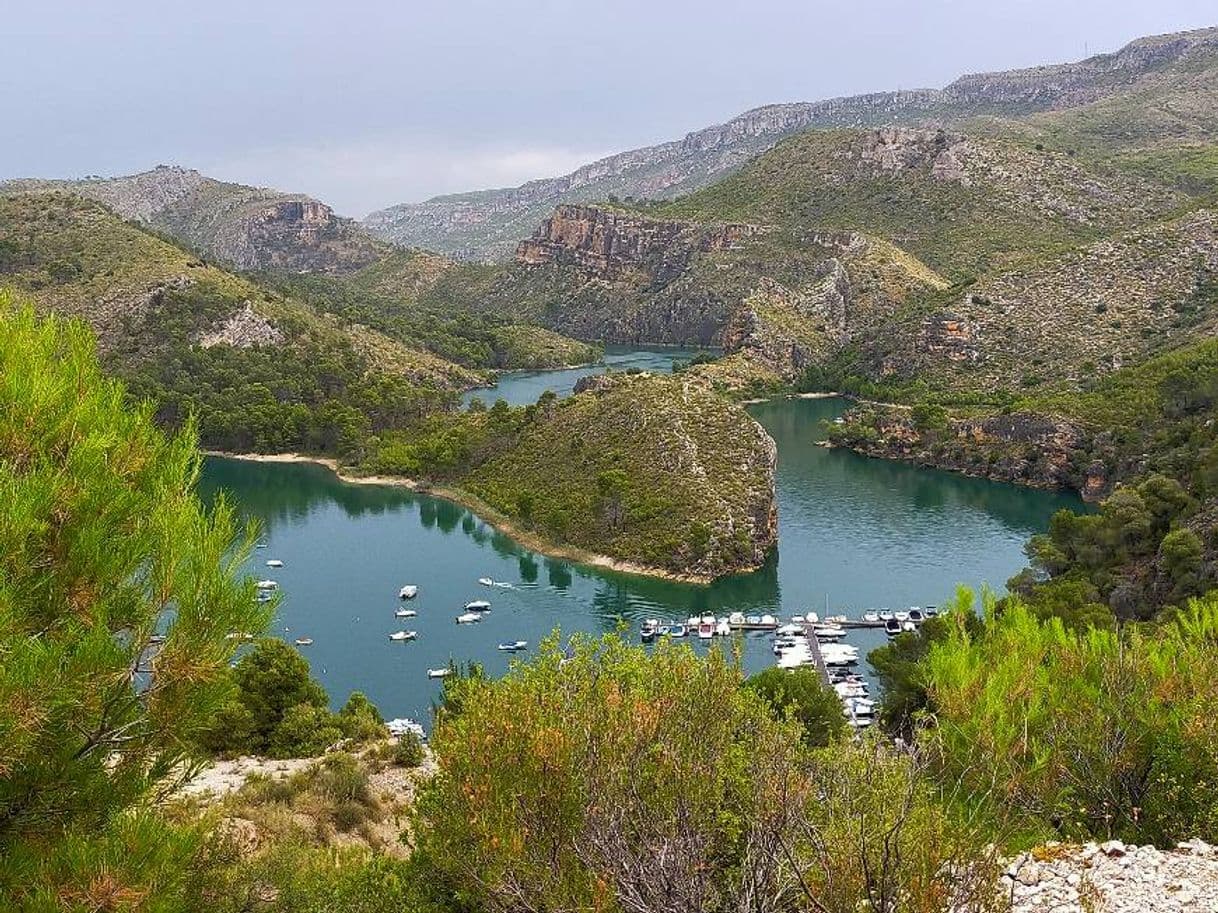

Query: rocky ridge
<box><xmin>2</xmin><ymin>166</ymin><xmax>386</xmax><ymax>275</ymax></box>
<box><xmin>363</xmin><ymin>27</ymin><xmax>1218</xmax><ymax>259</ymax></box>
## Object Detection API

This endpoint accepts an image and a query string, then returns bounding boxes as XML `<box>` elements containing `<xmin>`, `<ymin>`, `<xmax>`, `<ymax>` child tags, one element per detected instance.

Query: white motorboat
<box><xmin>399</xmin><ymin>585</ymin><xmax>418</xmax><ymax>600</ymax></box>
<box><xmin>388</xmin><ymin>630</ymin><xmax>417</xmax><ymax>641</ymax></box>
<box><xmin>878</xmin><ymin>609</ymin><xmax>894</xmax><ymax>621</ymax></box>
<box><xmin>395</xmin><ymin>608</ymin><xmax>417</xmax><ymax>618</ymax></box>
<box><xmin>759</xmin><ymin>614</ymin><xmax>777</xmax><ymax>627</ymax></box>
<box><xmin>255</xmin><ymin>579</ymin><xmax>278</xmax><ymax>590</ymax></box>
<box><xmin>497</xmin><ymin>640</ymin><xmax>528</xmax><ymax>652</ymax></box>
<box><xmin>266</xmin><ymin>559</ymin><xmax>284</xmax><ymax>568</ymax></box>
<box><xmin>908</xmin><ymin>608</ymin><xmax>925</xmax><ymax>623</ymax></box>
<box><xmin>791</xmin><ymin>614</ymin><xmax>806</xmax><ymax>624</ymax></box>
<box><xmin>427</xmin><ymin>668</ymin><xmax>450</xmax><ymax>679</ymax></box>
<box><xmin>294</xmin><ymin>637</ymin><xmax>314</xmax><ymax>646</ymax></box>
<box><xmin>715</xmin><ymin>620</ymin><xmax>732</xmax><ymax>637</ymax></box>
<box><xmin>902</xmin><ymin>620</ymin><xmax>917</xmax><ymax>632</ymax></box>
<box><xmin>824</xmin><ymin>614</ymin><xmax>848</xmax><ymax>624</ymax></box>
<box><xmin>776</xmin><ymin>623</ymin><xmax>802</xmax><ymax>636</ymax></box>
<box><xmin>728</xmin><ymin>612</ymin><xmax>745</xmax><ymax>626</ymax></box>
<box><xmin>697</xmin><ymin>621</ymin><xmax>714</xmax><ymax>639</ymax></box>
<box><xmin>813</xmin><ymin>625</ymin><xmax>846</xmax><ymax>639</ymax></box>
<box><xmin>862</xmin><ymin>611</ymin><xmax>881</xmax><ymax>623</ymax></box>
<box><xmin>478</xmin><ymin>577</ymin><xmax>494</xmax><ymax>586</ymax></box>
<box><xmin>884</xmin><ymin>618</ymin><xmax>903</xmax><ymax>637</ymax></box>
<box><xmin>641</xmin><ymin>619</ymin><xmax>659</xmax><ymax>642</ymax></box>
<box><xmin>464</xmin><ymin>600</ymin><xmax>492</xmax><ymax>612</ymax></box>
<box><xmin>894</xmin><ymin>611</ymin><xmax>910</xmax><ymax>622</ymax></box>
<box><xmin>455</xmin><ymin>612</ymin><xmax>482</xmax><ymax>624</ymax></box>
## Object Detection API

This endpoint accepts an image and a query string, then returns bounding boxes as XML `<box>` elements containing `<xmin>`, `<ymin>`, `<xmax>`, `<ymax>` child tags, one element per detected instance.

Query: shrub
<box><xmin>746</xmin><ymin>666</ymin><xmax>846</xmax><ymax>746</ymax></box>
<box><xmin>269</xmin><ymin>704</ymin><xmax>344</xmax><ymax>759</ymax></box>
<box><xmin>392</xmin><ymin>732</ymin><xmax>426</xmax><ymax>768</ymax></box>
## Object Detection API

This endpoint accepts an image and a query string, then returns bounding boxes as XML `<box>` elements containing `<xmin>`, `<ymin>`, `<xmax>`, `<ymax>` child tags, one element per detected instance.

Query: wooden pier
<box><xmin>800</xmin><ymin>621</ymin><xmax>832</xmax><ymax>686</ymax></box>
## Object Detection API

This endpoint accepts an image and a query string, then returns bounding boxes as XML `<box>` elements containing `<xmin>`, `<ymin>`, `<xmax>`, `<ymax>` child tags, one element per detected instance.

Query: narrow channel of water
<box><xmin>200</xmin><ymin>357</ymin><xmax>1084</xmax><ymax>723</ymax></box>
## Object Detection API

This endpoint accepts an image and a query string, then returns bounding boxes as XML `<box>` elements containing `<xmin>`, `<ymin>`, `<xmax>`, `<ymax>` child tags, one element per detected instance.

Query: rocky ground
<box><xmin>1001</xmin><ymin>839</ymin><xmax>1218</xmax><ymax>911</ymax></box>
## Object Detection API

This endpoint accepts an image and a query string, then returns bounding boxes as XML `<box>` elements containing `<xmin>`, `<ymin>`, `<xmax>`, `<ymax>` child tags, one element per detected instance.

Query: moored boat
<box><xmin>884</xmin><ymin>618</ymin><xmax>903</xmax><ymax>637</ymax></box>
<box><xmin>908</xmin><ymin>608</ymin><xmax>925</xmax><ymax>623</ymax></box>
<box><xmin>427</xmin><ymin>668</ymin><xmax>450</xmax><ymax>679</ymax></box>
<box><xmin>395</xmin><ymin>608</ymin><xmax>417</xmax><ymax>618</ymax></box>
<box><xmin>455</xmin><ymin>612</ymin><xmax>481</xmax><ymax>624</ymax></box>
<box><xmin>256</xmin><ymin>579</ymin><xmax>278</xmax><ymax>591</ymax></box>
<box><xmin>399</xmin><ymin>585</ymin><xmax>418</xmax><ymax>600</ymax></box>
<box><xmin>640</xmin><ymin>618</ymin><xmax>659</xmax><ymax>642</ymax></box>
<box><xmin>697</xmin><ymin>621</ymin><xmax>714</xmax><ymax>639</ymax></box>
<box><xmin>861</xmin><ymin>610</ymin><xmax>881</xmax><ymax>624</ymax></box>
<box><xmin>266</xmin><ymin>559</ymin><xmax>284</xmax><ymax>568</ymax></box>
<box><xmin>464</xmin><ymin>600</ymin><xmax>492</xmax><ymax>612</ymax></box>
<box><xmin>388</xmin><ymin>630</ymin><xmax>417</xmax><ymax>641</ymax></box>
<box><xmin>294</xmin><ymin>637</ymin><xmax>314</xmax><ymax>646</ymax></box>
<box><xmin>497</xmin><ymin>640</ymin><xmax>528</xmax><ymax>652</ymax></box>
<box><xmin>478</xmin><ymin>577</ymin><xmax>494</xmax><ymax>586</ymax></box>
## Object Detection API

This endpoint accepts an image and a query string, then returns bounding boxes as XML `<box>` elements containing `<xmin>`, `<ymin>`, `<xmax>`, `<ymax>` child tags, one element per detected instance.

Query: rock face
<box><xmin>1</xmin><ymin>166</ymin><xmax>385</xmax><ymax>274</ymax></box>
<box><xmin>198</xmin><ymin>302</ymin><xmax>285</xmax><ymax>349</ymax></box>
<box><xmin>363</xmin><ymin>27</ymin><xmax>1218</xmax><ymax>259</ymax></box>
<box><xmin>828</xmin><ymin>405</ymin><xmax>1102</xmax><ymax>497</ymax></box>
<box><xmin>1000</xmin><ymin>839</ymin><xmax>1218</xmax><ymax>912</ymax></box>
<box><xmin>517</xmin><ymin>204</ymin><xmax>762</xmax><ymax>280</ymax></box>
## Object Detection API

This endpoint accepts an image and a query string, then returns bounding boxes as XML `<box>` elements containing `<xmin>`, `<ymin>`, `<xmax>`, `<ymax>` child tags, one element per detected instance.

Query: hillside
<box><xmin>363</xmin><ymin>26</ymin><xmax>1218</xmax><ymax>260</ymax></box>
<box><xmin>370</xmin><ymin>371</ymin><xmax>778</xmax><ymax>581</ymax></box>
<box><xmin>0</xmin><ymin>191</ymin><xmax>478</xmax><ymax>454</ymax></box>
<box><xmin>1</xmin><ymin>165</ymin><xmax>387</xmax><ymax>274</ymax></box>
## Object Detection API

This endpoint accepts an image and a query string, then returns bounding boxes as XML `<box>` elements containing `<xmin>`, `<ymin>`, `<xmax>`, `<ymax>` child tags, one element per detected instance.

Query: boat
<box><xmin>878</xmin><ymin>609</ymin><xmax>894</xmax><ymax>621</ymax></box>
<box><xmin>861</xmin><ymin>611</ymin><xmax>881</xmax><ymax>624</ymax></box>
<box><xmin>791</xmin><ymin>614</ymin><xmax>805</xmax><ymax>625</ymax></box>
<box><xmin>884</xmin><ymin>618</ymin><xmax>903</xmax><ymax>637</ymax></box>
<box><xmin>294</xmin><ymin>637</ymin><xmax>314</xmax><ymax>646</ymax></box>
<box><xmin>902</xmin><ymin>620</ymin><xmax>917</xmax><ymax>632</ymax></box>
<box><xmin>776</xmin><ymin>623</ymin><xmax>802</xmax><ymax>636</ymax></box>
<box><xmin>386</xmin><ymin>718</ymin><xmax>426</xmax><ymax>739</ymax></box>
<box><xmin>813</xmin><ymin>625</ymin><xmax>845</xmax><ymax>639</ymax></box>
<box><xmin>715</xmin><ymin>620</ymin><xmax>732</xmax><ymax>637</ymax></box>
<box><xmin>399</xmin><ymin>585</ymin><xmax>418</xmax><ymax>600</ymax></box>
<box><xmin>640</xmin><ymin>619</ymin><xmax>659</xmax><ymax>642</ymax></box>
<box><xmin>455</xmin><ymin>613</ymin><xmax>482</xmax><ymax>624</ymax></box>
<box><xmin>745</xmin><ymin>614</ymin><xmax>761</xmax><ymax>625</ymax></box>
<box><xmin>659</xmin><ymin>623</ymin><xmax>687</xmax><ymax>638</ymax></box>
<box><xmin>464</xmin><ymin>600</ymin><xmax>492</xmax><ymax>612</ymax></box>
<box><xmin>255</xmin><ymin>579</ymin><xmax>278</xmax><ymax>590</ymax></box>
<box><xmin>266</xmin><ymin>559</ymin><xmax>284</xmax><ymax>568</ymax></box>
<box><xmin>805</xmin><ymin>612</ymin><xmax>820</xmax><ymax>624</ymax></box>
<box><xmin>908</xmin><ymin>608</ymin><xmax>925</xmax><ymax>623</ymax></box>
<box><xmin>686</xmin><ymin>615</ymin><xmax>700</xmax><ymax>629</ymax></box>
<box><xmin>388</xmin><ymin>630</ymin><xmax>417</xmax><ymax>641</ymax></box>
<box><xmin>894</xmin><ymin>610</ymin><xmax>910</xmax><ymax>622</ymax></box>
<box><xmin>825</xmin><ymin>614</ymin><xmax>848</xmax><ymax>624</ymax></box>
<box><xmin>497</xmin><ymin>640</ymin><xmax>528</xmax><ymax>652</ymax></box>
<box><xmin>759</xmin><ymin>614</ymin><xmax>777</xmax><ymax>626</ymax></box>
<box><xmin>697</xmin><ymin>621</ymin><xmax>714</xmax><ymax>639</ymax></box>
<box><xmin>255</xmin><ymin>591</ymin><xmax>274</xmax><ymax>603</ymax></box>
<box><xmin>924</xmin><ymin>605</ymin><xmax>939</xmax><ymax>617</ymax></box>
<box><xmin>255</xmin><ymin>543</ymin><xmax>268</xmax><ymax>549</ymax></box>
<box><xmin>427</xmin><ymin>668</ymin><xmax>450</xmax><ymax>679</ymax></box>
<box><xmin>395</xmin><ymin>608</ymin><xmax>417</xmax><ymax>618</ymax></box>
<box><xmin>478</xmin><ymin>577</ymin><xmax>494</xmax><ymax>586</ymax></box>
<box><xmin>728</xmin><ymin>611</ymin><xmax>746</xmax><ymax>626</ymax></box>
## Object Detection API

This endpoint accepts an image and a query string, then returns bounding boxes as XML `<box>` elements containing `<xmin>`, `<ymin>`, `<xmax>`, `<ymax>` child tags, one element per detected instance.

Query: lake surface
<box><xmin>460</xmin><ymin>345</ymin><xmax>710</xmax><ymax>407</ymax></box>
<box><xmin>200</xmin><ymin>361</ymin><xmax>1084</xmax><ymax>725</ymax></box>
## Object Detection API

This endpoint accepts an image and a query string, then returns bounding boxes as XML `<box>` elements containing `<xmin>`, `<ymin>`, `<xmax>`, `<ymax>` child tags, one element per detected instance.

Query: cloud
<box><xmin>201</xmin><ymin>136</ymin><xmax>611</xmax><ymax>218</ymax></box>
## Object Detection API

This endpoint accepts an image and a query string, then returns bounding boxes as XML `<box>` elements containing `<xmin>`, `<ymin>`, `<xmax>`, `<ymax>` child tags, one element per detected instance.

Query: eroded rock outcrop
<box><xmin>198</xmin><ymin>302</ymin><xmax>285</xmax><ymax>349</ymax></box>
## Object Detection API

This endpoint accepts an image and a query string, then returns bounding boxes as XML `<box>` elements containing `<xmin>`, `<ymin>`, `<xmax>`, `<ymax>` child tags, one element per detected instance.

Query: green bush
<box><xmin>392</xmin><ymin>732</ymin><xmax>426</xmax><ymax>768</ymax></box>
<box><xmin>746</xmin><ymin>666</ymin><xmax>845</xmax><ymax>746</ymax></box>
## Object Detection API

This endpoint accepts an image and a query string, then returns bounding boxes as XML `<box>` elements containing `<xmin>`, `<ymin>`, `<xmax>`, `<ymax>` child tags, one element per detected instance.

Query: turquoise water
<box><xmin>460</xmin><ymin>345</ymin><xmax>710</xmax><ymax>408</ymax></box>
<box><xmin>200</xmin><ymin>368</ymin><xmax>1084</xmax><ymax>724</ymax></box>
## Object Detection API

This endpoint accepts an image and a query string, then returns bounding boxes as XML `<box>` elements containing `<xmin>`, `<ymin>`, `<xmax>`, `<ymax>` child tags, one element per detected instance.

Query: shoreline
<box><xmin>202</xmin><ymin>450</ymin><xmax>721</xmax><ymax>585</ymax></box>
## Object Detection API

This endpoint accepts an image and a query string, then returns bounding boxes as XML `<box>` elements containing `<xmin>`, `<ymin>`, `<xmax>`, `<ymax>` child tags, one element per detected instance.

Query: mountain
<box><xmin>363</xmin><ymin>26</ymin><xmax>1218</xmax><ymax>260</ymax></box>
<box><xmin>0</xmin><ymin>191</ymin><xmax>479</xmax><ymax>456</ymax></box>
<box><xmin>0</xmin><ymin>166</ymin><xmax>388</xmax><ymax>274</ymax></box>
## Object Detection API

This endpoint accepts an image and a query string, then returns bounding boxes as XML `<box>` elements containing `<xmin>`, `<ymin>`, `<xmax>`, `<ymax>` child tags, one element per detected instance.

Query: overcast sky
<box><xmin>2</xmin><ymin>1</ymin><xmax>1214</xmax><ymax>217</ymax></box>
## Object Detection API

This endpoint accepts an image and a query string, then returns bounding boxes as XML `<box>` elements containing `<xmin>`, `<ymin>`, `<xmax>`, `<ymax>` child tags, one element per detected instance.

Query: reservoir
<box><xmin>200</xmin><ymin>351</ymin><xmax>1084</xmax><ymax>723</ymax></box>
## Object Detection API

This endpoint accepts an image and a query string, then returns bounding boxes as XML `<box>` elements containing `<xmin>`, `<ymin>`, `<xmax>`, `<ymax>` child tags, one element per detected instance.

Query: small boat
<box><xmin>791</xmin><ymin>614</ymin><xmax>805</xmax><ymax>625</ymax></box>
<box><xmin>776</xmin><ymin>623</ymin><xmax>802</xmax><ymax>636</ymax></box>
<box><xmin>255</xmin><ymin>591</ymin><xmax>274</xmax><ymax>603</ymax></box>
<box><xmin>697</xmin><ymin>621</ymin><xmax>714</xmax><ymax>639</ymax></box>
<box><xmin>399</xmin><ymin>585</ymin><xmax>418</xmax><ymax>600</ymax></box>
<box><xmin>908</xmin><ymin>608</ymin><xmax>925</xmax><ymax>623</ymax></box>
<box><xmin>894</xmin><ymin>611</ymin><xmax>910</xmax><ymax>622</ymax></box>
<box><xmin>715</xmin><ymin>620</ymin><xmax>732</xmax><ymax>637</ymax></box>
<box><xmin>255</xmin><ymin>579</ymin><xmax>278</xmax><ymax>591</ymax></box>
<box><xmin>294</xmin><ymin>637</ymin><xmax>314</xmax><ymax>646</ymax></box>
<box><xmin>388</xmin><ymin>630</ymin><xmax>417</xmax><ymax>641</ymax></box>
<box><xmin>814</xmin><ymin>625</ymin><xmax>846</xmax><ymax>639</ymax></box>
<box><xmin>478</xmin><ymin>577</ymin><xmax>494</xmax><ymax>586</ymax></box>
<box><xmin>878</xmin><ymin>609</ymin><xmax>894</xmax><ymax>621</ymax></box>
<box><xmin>728</xmin><ymin>612</ymin><xmax>745</xmax><ymax>626</ymax></box>
<box><xmin>395</xmin><ymin>608</ymin><xmax>417</xmax><ymax>618</ymax></box>
<box><xmin>497</xmin><ymin>640</ymin><xmax>528</xmax><ymax>652</ymax></box>
<box><xmin>686</xmin><ymin>615</ymin><xmax>700</xmax><ymax>629</ymax></box>
<box><xmin>659</xmin><ymin>623</ymin><xmax>687</xmax><ymax>638</ymax></box>
<box><xmin>745</xmin><ymin>615</ymin><xmax>762</xmax><ymax>625</ymax></box>
<box><xmin>861</xmin><ymin>611</ymin><xmax>881</xmax><ymax>624</ymax></box>
<box><xmin>902</xmin><ymin>620</ymin><xmax>917</xmax><ymax>632</ymax></box>
<box><xmin>455</xmin><ymin>612</ymin><xmax>482</xmax><ymax>624</ymax></box>
<box><xmin>825</xmin><ymin>614</ymin><xmax>848</xmax><ymax>624</ymax></box>
<box><xmin>759</xmin><ymin>614</ymin><xmax>777</xmax><ymax>627</ymax></box>
<box><xmin>884</xmin><ymin>618</ymin><xmax>903</xmax><ymax>637</ymax></box>
<box><xmin>266</xmin><ymin>559</ymin><xmax>284</xmax><ymax>568</ymax></box>
<box><xmin>924</xmin><ymin>605</ymin><xmax>939</xmax><ymax>617</ymax></box>
<box><xmin>427</xmin><ymin>668</ymin><xmax>450</xmax><ymax>679</ymax></box>
<box><xmin>640</xmin><ymin>619</ymin><xmax>659</xmax><ymax>642</ymax></box>
<box><xmin>805</xmin><ymin>612</ymin><xmax>820</xmax><ymax>624</ymax></box>
<box><xmin>464</xmin><ymin>600</ymin><xmax>492</xmax><ymax>612</ymax></box>
<box><xmin>255</xmin><ymin>542</ymin><xmax>268</xmax><ymax>549</ymax></box>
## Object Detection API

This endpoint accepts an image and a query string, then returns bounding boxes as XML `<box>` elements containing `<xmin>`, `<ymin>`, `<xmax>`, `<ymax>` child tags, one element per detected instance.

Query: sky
<box><xmin>2</xmin><ymin>1</ymin><xmax>1215</xmax><ymax>217</ymax></box>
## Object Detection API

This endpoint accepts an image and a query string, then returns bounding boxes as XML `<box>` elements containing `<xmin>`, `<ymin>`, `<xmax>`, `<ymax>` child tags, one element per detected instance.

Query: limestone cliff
<box><xmin>2</xmin><ymin>166</ymin><xmax>387</xmax><ymax>275</ymax></box>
